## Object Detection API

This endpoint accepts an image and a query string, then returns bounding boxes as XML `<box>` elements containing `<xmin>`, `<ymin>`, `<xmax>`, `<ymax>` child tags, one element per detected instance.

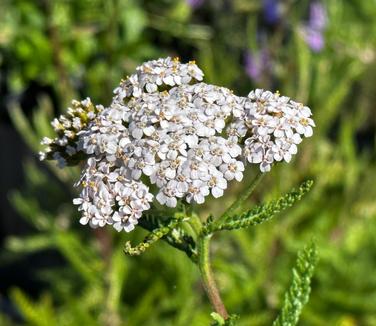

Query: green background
<box><xmin>0</xmin><ymin>0</ymin><xmax>376</xmax><ymax>325</ymax></box>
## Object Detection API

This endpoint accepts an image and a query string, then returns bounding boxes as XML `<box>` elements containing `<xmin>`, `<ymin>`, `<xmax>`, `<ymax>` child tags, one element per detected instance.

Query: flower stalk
<box><xmin>197</xmin><ymin>234</ymin><xmax>229</xmax><ymax>320</ymax></box>
<box><xmin>195</xmin><ymin>171</ymin><xmax>264</xmax><ymax>319</ymax></box>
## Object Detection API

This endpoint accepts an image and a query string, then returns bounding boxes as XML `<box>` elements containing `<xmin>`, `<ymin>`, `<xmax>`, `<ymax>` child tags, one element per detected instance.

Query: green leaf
<box><xmin>124</xmin><ymin>218</ymin><xmax>180</xmax><ymax>256</ymax></box>
<box><xmin>9</xmin><ymin>190</ymin><xmax>53</xmax><ymax>231</ymax></box>
<box><xmin>120</xmin><ymin>4</ymin><xmax>147</xmax><ymax>44</ymax></box>
<box><xmin>6</xmin><ymin>234</ymin><xmax>54</xmax><ymax>254</ymax></box>
<box><xmin>272</xmin><ymin>241</ymin><xmax>318</xmax><ymax>326</ymax></box>
<box><xmin>202</xmin><ymin>180</ymin><xmax>313</xmax><ymax>235</ymax></box>
<box><xmin>210</xmin><ymin>312</ymin><xmax>225</xmax><ymax>325</ymax></box>
<box><xmin>10</xmin><ymin>289</ymin><xmax>57</xmax><ymax>326</ymax></box>
<box><xmin>211</xmin><ymin>313</ymin><xmax>240</xmax><ymax>326</ymax></box>
<box><xmin>55</xmin><ymin>233</ymin><xmax>102</xmax><ymax>284</ymax></box>
<box><xmin>106</xmin><ymin>247</ymin><xmax>128</xmax><ymax>313</ymax></box>
<box><xmin>8</xmin><ymin>104</ymin><xmax>41</xmax><ymax>152</ymax></box>
<box><xmin>139</xmin><ymin>214</ymin><xmax>198</xmax><ymax>261</ymax></box>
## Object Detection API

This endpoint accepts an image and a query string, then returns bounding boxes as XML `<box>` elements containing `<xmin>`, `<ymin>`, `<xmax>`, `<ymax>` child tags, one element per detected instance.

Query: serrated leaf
<box><xmin>273</xmin><ymin>242</ymin><xmax>318</xmax><ymax>326</ymax></box>
<box><xmin>124</xmin><ymin>218</ymin><xmax>180</xmax><ymax>256</ymax></box>
<box><xmin>139</xmin><ymin>214</ymin><xmax>197</xmax><ymax>261</ymax></box>
<box><xmin>202</xmin><ymin>180</ymin><xmax>313</xmax><ymax>234</ymax></box>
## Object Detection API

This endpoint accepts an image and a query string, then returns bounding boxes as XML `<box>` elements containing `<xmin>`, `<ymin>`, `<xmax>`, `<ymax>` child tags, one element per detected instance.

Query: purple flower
<box><xmin>186</xmin><ymin>0</ymin><xmax>204</xmax><ymax>9</ymax></box>
<box><xmin>244</xmin><ymin>48</ymin><xmax>271</xmax><ymax>82</ymax></box>
<box><xmin>263</xmin><ymin>0</ymin><xmax>281</xmax><ymax>25</ymax></box>
<box><xmin>303</xmin><ymin>27</ymin><xmax>325</xmax><ymax>52</ymax></box>
<box><xmin>245</xmin><ymin>52</ymin><xmax>260</xmax><ymax>81</ymax></box>
<box><xmin>309</xmin><ymin>2</ymin><xmax>327</xmax><ymax>30</ymax></box>
<box><xmin>302</xmin><ymin>1</ymin><xmax>327</xmax><ymax>52</ymax></box>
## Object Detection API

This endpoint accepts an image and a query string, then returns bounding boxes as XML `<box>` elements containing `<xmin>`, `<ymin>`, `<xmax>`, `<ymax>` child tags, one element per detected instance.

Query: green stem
<box><xmin>217</xmin><ymin>171</ymin><xmax>264</xmax><ymax>225</ymax></box>
<box><xmin>197</xmin><ymin>235</ymin><xmax>229</xmax><ymax>320</ymax></box>
<box><xmin>195</xmin><ymin>172</ymin><xmax>265</xmax><ymax>318</ymax></box>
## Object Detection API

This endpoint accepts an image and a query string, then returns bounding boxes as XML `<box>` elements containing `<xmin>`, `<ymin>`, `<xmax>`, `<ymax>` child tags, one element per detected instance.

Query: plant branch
<box><xmin>197</xmin><ymin>234</ymin><xmax>229</xmax><ymax>320</ymax></box>
<box><xmin>124</xmin><ymin>218</ymin><xmax>179</xmax><ymax>256</ymax></box>
<box><xmin>202</xmin><ymin>180</ymin><xmax>314</xmax><ymax>235</ymax></box>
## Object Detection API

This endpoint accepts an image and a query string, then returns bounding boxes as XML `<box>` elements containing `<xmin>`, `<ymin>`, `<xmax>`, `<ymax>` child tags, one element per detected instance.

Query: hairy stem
<box><xmin>195</xmin><ymin>172</ymin><xmax>265</xmax><ymax>318</ymax></box>
<box><xmin>197</xmin><ymin>235</ymin><xmax>229</xmax><ymax>320</ymax></box>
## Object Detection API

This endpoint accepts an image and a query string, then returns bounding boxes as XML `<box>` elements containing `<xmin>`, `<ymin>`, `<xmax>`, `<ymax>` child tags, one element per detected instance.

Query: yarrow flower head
<box><xmin>40</xmin><ymin>57</ymin><xmax>314</xmax><ymax>232</ymax></box>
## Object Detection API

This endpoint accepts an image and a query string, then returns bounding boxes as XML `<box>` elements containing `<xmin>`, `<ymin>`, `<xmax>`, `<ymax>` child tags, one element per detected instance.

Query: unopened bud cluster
<box><xmin>40</xmin><ymin>57</ymin><xmax>314</xmax><ymax>232</ymax></box>
<box><xmin>40</xmin><ymin>98</ymin><xmax>103</xmax><ymax>167</ymax></box>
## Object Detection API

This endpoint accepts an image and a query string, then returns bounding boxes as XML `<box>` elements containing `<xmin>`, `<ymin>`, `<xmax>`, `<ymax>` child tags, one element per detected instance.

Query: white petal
<box><xmin>145</xmin><ymin>83</ymin><xmax>158</xmax><ymax>93</ymax></box>
<box><xmin>304</xmin><ymin>127</ymin><xmax>313</xmax><ymax>137</ymax></box>
<box><xmin>124</xmin><ymin>223</ymin><xmax>136</xmax><ymax>232</ymax></box>
<box><xmin>284</xmin><ymin>152</ymin><xmax>292</xmax><ymax>162</ymax></box>
<box><xmin>195</xmin><ymin>194</ymin><xmax>205</xmax><ymax>204</ymax></box>
<box><xmin>79</xmin><ymin>216</ymin><xmax>90</xmax><ymax>225</ymax></box>
<box><xmin>113</xmin><ymin>222</ymin><xmax>124</xmax><ymax>232</ymax></box>
<box><xmin>143</xmin><ymin>126</ymin><xmax>155</xmax><ymax>136</ymax></box>
<box><xmin>212</xmin><ymin>187</ymin><xmax>223</xmax><ymax>198</ymax></box>
<box><xmin>156</xmin><ymin>192</ymin><xmax>166</xmax><ymax>205</ymax></box>
<box><xmin>132</xmin><ymin>128</ymin><xmax>143</xmax><ymax>139</ymax></box>
<box><xmin>163</xmin><ymin>75</ymin><xmax>175</xmax><ymax>86</ymax></box>
<box><xmin>217</xmin><ymin>178</ymin><xmax>227</xmax><ymax>189</ymax></box>
<box><xmin>235</xmin><ymin>172</ymin><xmax>243</xmax><ymax>181</ymax></box>
<box><xmin>73</xmin><ymin>198</ymin><xmax>83</xmax><ymax>205</ymax></box>
<box><xmin>274</xmin><ymin>129</ymin><xmax>285</xmax><ymax>138</ymax></box>
<box><xmin>143</xmin><ymin>165</ymin><xmax>155</xmax><ymax>176</ymax></box>
<box><xmin>224</xmin><ymin>170</ymin><xmax>234</xmax><ymax>180</ymax></box>
<box><xmin>260</xmin><ymin>162</ymin><xmax>271</xmax><ymax>172</ymax></box>
<box><xmin>166</xmin><ymin>197</ymin><xmax>177</xmax><ymax>208</ymax></box>
<box><xmin>289</xmin><ymin>144</ymin><xmax>298</xmax><ymax>155</ymax></box>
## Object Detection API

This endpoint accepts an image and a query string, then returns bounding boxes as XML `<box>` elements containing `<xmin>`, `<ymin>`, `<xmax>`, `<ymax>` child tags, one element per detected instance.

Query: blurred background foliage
<box><xmin>0</xmin><ymin>0</ymin><xmax>376</xmax><ymax>325</ymax></box>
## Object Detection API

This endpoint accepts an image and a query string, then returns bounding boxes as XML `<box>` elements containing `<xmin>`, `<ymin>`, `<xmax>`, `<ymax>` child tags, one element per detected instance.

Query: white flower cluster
<box><xmin>41</xmin><ymin>57</ymin><xmax>314</xmax><ymax>232</ymax></box>
<box><xmin>113</xmin><ymin>56</ymin><xmax>204</xmax><ymax>103</ymax></box>
<box><xmin>39</xmin><ymin>98</ymin><xmax>103</xmax><ymax>167</ymax></box>
<box><xmin>239</xmin><ymin>89</ymin><xmax>315</xmax><ymax>172</ymax></box>
<box><xmin>73</xmin><ymin>158</ymin><xmax>153</xmax><ymax>232</ymax></box>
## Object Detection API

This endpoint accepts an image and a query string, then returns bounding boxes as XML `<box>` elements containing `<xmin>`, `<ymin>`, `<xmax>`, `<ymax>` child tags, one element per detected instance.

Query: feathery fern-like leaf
<box><xmin>202</xmin><ymin>180</ymin><xmax>313</xmax><ymax>235</ymax></box>
<box><xmin>10</xmin><ymin>289</ymin><xmax>57</xmax><ymax>326</ymax></box>
<box><xmin>124</xmin><ymin>218</ymin><xmax>181</xmax><ymax>256</ymax></box>
<box><xmin>272</xmin><ymin>241</ymin><xmax>318</xmax><ymax>326</ymax></box>
<box><xmin>139</xmin><ymin>214</ymin><xmax>198</xmax><ymax>261</ymax></box>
